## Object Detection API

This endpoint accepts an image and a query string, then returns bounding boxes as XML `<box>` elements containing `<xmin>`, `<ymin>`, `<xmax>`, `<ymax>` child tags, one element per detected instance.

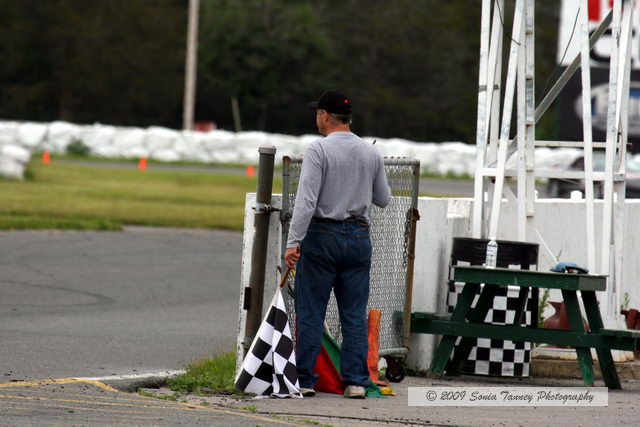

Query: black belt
<box><xmin>311</xmin><ymin>216</ymin><xmax>367</xmax><ymax>225</ymax></box>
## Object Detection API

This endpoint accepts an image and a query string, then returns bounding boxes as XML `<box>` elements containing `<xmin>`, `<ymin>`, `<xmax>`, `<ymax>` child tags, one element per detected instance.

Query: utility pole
<box><xmin>183</xmin><ymin>0</ymin><xmax>200</xmax><ymax>130</ymax></box>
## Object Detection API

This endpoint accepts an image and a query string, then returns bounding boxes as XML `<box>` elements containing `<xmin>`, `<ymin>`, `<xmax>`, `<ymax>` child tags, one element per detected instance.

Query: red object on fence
<box><xmin>42</xmin><ymin>151</ymin><xmax>50</xmax><ymax>164</ymax></box>
<box><xmin>138</xmin><ymin>158</ymin><xmax>147</xmax><ymax>171</ymax></box>
<box><xmin>246</xmin><ymin>165</ymin><xmax>255</xmax><ymax>178</ymax></box>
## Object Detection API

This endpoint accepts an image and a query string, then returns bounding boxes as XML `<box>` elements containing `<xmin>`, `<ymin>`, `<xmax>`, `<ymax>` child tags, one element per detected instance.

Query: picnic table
<box><xmin>411</xmin><ymin>266</ymin><xmax>640</xmax><ymax>389</ymax></box>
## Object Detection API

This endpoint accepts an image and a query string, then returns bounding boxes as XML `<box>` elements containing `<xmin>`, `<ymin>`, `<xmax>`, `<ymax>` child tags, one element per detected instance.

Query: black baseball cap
<box><xmin>308</xmin><ymin>89</ymin><xmax>352</xmax><ymax>115</ymax></box>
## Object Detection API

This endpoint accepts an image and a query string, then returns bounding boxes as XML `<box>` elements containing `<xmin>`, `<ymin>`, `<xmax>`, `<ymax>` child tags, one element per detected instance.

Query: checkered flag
<box><xmin>235</xmin><ymin>286</ymin><xmax>302</xmax><ymax>398</ymax></box>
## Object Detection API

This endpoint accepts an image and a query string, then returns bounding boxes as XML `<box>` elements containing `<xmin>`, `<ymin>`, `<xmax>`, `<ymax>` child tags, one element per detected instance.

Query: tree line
<box><xmin>0</xmin><ymin>0</ymin><xmax>560</xmax><ymax>143</ymax></box>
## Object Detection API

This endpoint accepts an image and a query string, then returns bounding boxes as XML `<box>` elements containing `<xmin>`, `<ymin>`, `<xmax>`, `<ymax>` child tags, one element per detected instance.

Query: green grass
<box><xmin>0</xmin><ymin>161</ymin><xmax>281</xmax><ymax>231</ymax></box>
<box><xmin>421</xmin><ymin>171</ymin><xmax>473</xmax><ymax>180</ymax></box>
<box><xmin>49</xmin><ymin>152</ymin><xmax>256</xmax><ymax>170</ymax></box>
<box><xmin>167</xmin><ymin>351</ymin><xmax>237</xmax><ymax>394</ymax></box>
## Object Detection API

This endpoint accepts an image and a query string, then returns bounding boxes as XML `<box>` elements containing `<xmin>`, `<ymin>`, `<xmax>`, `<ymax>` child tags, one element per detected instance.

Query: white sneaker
<box><xmin>300</xmin><ymin>387</ymin><xmax>316</xmax><ymax>397</ymax></box>
<box><xmin>343</xmin><ymin>385</ymin><xmax>366</xmax><ymax>399</ymax></box>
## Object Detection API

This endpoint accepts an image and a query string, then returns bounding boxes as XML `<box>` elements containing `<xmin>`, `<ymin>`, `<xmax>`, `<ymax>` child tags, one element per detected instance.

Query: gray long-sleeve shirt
<box><xmin>286</xmin><ymin>131</ymin><xmax>391</xmax><ymax>248</ymax></box>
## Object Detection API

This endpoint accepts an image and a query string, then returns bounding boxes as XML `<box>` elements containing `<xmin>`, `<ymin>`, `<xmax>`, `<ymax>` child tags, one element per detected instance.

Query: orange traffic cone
<box><xmin>246</xmin><ymin>165</ymin><xmax>255</xmax><ymax>178</ymax></box>
<box><xmin>367</xmin><ymin>309</ymin><xmax>389</xmax><ymax>386</ymax></box>
<box><xmin>42</xmin><ymin>151</ymin><xmax>50</xmax><ymax>164</ymax></box>
<box><xmin>138</xmin><ymin>158</ymin><xmax>147</xmax><ymax>171</ymax></box>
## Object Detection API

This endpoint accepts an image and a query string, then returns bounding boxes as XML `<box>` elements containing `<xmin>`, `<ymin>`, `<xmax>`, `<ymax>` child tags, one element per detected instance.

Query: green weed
<box><xmin>538</xmin><ymin>288</ymin><xmax>551</xmax><ymax>328</ymax></box>
<box><xmin>167</xmin><ymin>351</ymin><xmax>237</xmax><ymax>395</ymax></box>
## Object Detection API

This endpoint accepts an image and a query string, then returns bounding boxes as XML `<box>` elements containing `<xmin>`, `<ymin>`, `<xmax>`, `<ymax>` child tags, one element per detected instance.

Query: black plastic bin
<box><xmin>447</xmin><ymin>237</ymin><xmax>539</xmax><ymax>377</ymax></box>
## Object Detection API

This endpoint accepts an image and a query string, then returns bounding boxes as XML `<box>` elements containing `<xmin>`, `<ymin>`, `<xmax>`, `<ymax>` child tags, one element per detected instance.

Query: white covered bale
<box><xmin>145</xmin><ymin>126</ymin><xmax>179</xmax><ymax>156</ymax></box>
<box><xmin>184</xmin><ymin>135</ymin><xmax>215</xmax><ymax>163</ymax></box>
<box><xmin>109</xmin><ymin>127</ymin><xmax>146</xmax><ymax>158</ymax></box>
<box><xmin>201</xmin><ymin>130</ymin><xmax>238</xmax><ymax>164</ymax></box>
<box><xmin>150</xmin><ymin>148</ymin><xmax>181</xmax><ymax>162</ymax></box>
<box><xmin>1</xmin><ymin>144</ymin><xmax>31</xmax><ymax>165</ymax></box>
<box><xmin>233</xmin><ymin>131</ymin><xmax>269</xmax><ymax>164</ymax></box>
<box><xmin>45</xmin><ymin>121</ymin><xmax>81</xmax><ymax>153</ymax></box>
<box><xmin>169</xmin><ymin>134</ymin><xmax>191</xmax><ymax>159</ymax></box>
<box><xmin>0</xmin><ymin>157</ymin><xmax>25</xmax><ymax>179</ymax></box>
<box><xmin>0</xmin><ymin>121</ymin><xmax>18</xmax><ymax>146</ymax></box>
<box><xmin>267</xmin><ymin>133</ymin><xmax>305</xmax><ymax>164</ymax></box>
<box><xmin>178</xmin><ymin>131</ymin><xmax>211</xmax><ymax>162</ymax></box>
<box><xmin>0</xmin><ymin>119</ymin><xmax>592</xmax><ymax>177</ymax></box>
<box><xmin>125</xmin><ymin>146</ymin><xmax>151</xmax><ymax>159</ymax></box>
<box><xmin>535</xmin><ymin>147</ymin><xmax>581</xmax><ymax>169</ymax></box>
<box><xmin>411</xmin><ymin>143</ymin><xmax>441</xmax><ymax>175</ymax></box>
<box><xmin>76</xmin><ymin>124</ymin><xmax>115</xmax><ymax>154</ymax></box>
<box><xmin>91</xmin><ymin>144</ymin><xmax>122</xmax><ymax>158</ymax></box>
<box><xmin>374</xmin><ymin>138</ymin><xmax>420</xmax><ymax>159</ymax></box>
<box><xmin>433</xmin><ymin>142</ymin><xmax>476</xmax><ymax>176</ymax></box>
<box><xmin>282</xmin><ymin>134</ymin><xmax>318</xmax><ymax>159</ymax></box>
<box><xmin>16</xmin><ymin>122</ymin><xmax>47</xmax><ymax>148</ymax></box>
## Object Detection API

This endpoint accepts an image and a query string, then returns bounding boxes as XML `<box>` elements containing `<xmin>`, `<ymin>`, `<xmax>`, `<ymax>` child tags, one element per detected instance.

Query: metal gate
<box><xmin>280</xmin><ymin>155</ymin><xmax>420</xmax><ymax>358</ymax></box>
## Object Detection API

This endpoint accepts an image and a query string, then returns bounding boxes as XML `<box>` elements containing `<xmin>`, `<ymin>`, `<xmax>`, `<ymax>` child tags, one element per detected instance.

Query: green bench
<box><xmin>411</xmin><ymin>266</ymin><xmax>640</xmax><ymax>389</ymax></box>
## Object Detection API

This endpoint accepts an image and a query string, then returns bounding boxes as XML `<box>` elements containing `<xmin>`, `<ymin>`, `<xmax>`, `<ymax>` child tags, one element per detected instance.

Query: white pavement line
<box><xmin>79</xmin><ymin>370</ymin><xmax>186</xmax><ymax>382</ymax></box>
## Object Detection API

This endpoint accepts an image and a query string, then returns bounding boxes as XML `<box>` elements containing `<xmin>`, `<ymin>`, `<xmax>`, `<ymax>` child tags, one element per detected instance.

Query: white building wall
<box><xmin>235</xmin><ymin>193</ymin><xmax>283</xmax><ymax>374</ymax></box>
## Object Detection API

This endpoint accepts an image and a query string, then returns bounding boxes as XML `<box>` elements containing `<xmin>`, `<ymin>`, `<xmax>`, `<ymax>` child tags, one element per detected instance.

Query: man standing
<box><xmin>284</xmin><ymin>90</ymin><xmax>391</xmax><ymax>399</ymax></box>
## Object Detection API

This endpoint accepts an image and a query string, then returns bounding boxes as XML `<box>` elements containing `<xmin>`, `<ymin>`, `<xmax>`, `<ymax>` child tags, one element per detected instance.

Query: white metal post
<box><xmin>484</xmin><ymin>1</ymin><xmax>505</xmax><ymax>236</ymax></box>
<box><xmin>488</xmin><ymin>0</ymin><xmax>525</xmax><ymax>241</ymax></box>
<box><xmin>524</xmin><ymin>0</ymin><xmax>536</xmax><ymax>242</ymax></box>
<box><xmin>486</xmin><ymin>0</ymin><xmax>505</xmax><ymax>166</ymax></box>
<box><xmin>601</xmin><ymin>0</ymin><xmax>633</xmax><ymax>326</ymax></box>
<box><xmin>579</xmin><ymin>0</ymin><xmax>597</xmax><ymax>273</ymax></box>
<box><xmin>611</xmin><ymin>0</ymin><xmax>633</xmax><ymax>325</ymax></box>
<box><xmin>600</xmin><ymin>0</ymin><xmax>622</xmax><ymax>284</ymax></box>
<box><xmin>517</xmin><ymin>17</ymin><xmax>527</xmax><ymax>241</ymax></box>
<box><xmin>472</xmin><ymin>0</ymin><xmax>494</xmax><ymax>238</ymax></box>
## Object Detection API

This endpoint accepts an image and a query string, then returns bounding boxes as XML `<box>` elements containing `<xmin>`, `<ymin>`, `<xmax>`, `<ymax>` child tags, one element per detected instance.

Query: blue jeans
<box><xmin>294</xmin><ymin>220</ymin><xmax>372</xmax><ymax>388</ymax></box>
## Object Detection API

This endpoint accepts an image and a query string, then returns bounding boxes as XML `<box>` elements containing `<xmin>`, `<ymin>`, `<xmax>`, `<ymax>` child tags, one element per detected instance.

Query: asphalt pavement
<box><xmin>0</xmin><ymin>379</ymin><xmax>305</xmax><ymax>426</ymax></box>
<box><xmin>0</xmin><ymin>227</ymin><xmax>324</xmax><ymax>425</ymax></box>
<box><xmin>143</xmin><ymin>375</ymin><xmax>640</xmax><ymax>427</ymax></box>
<box><xmin>0</xmin><ymin>227</ymin><xmax>241</xmax><ymax>382</ymax></box>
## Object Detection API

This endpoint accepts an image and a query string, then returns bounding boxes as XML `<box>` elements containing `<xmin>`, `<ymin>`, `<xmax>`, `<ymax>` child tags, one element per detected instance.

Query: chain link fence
<box><xmin>280</xmin><ymin>156</ymin><xmax>420</xmax><ymax>358</ymax></box>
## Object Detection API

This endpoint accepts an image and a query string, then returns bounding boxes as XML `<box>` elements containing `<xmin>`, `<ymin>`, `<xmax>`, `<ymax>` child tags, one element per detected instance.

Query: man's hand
<box><xmin>285</xmin><ymin>247</ymin><xmax>300</xmax><ymax>268</ymax></box>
